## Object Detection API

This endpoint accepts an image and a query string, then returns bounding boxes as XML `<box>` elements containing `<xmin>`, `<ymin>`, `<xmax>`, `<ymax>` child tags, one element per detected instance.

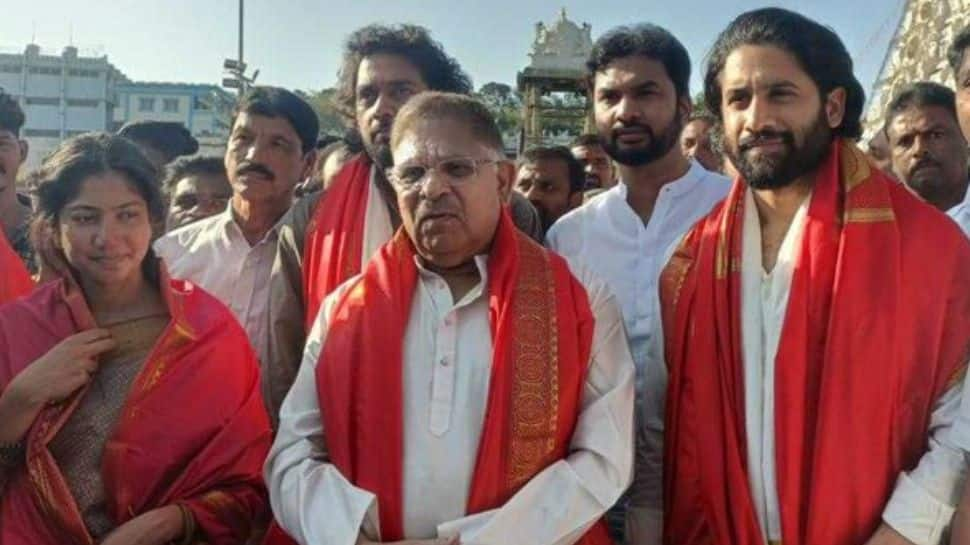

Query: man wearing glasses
<box><xmin>266</xmin><ymin>92</ymin><xmax>635</xmax><ymax>545</ymax></box>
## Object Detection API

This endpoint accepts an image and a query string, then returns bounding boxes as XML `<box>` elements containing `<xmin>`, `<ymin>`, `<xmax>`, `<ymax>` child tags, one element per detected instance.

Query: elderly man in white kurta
<box><xmin>266</xmin><ymin>92</ymin><xmax>634</xmax><ymax>545</ymax></box>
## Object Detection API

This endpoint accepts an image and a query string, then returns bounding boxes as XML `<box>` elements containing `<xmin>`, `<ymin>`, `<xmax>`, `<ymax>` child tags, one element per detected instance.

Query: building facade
<box><xmin>0</xmin><ymin>44</ymin><xmax>127</xmax><ymax>169</ymax></box>
<box><xmin>113</xmin><ymin>82</ymin><xmax>234</xmax><ymax>156</ymax></box>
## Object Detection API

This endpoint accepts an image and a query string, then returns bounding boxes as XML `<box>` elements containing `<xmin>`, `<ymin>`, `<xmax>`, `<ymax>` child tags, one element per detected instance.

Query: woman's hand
<box><xmin>100</xmin><ymin>505</ymin><xmax>184</xmax><ymax>545</ymax></box>
<box><xmin>0</xmin><ymin>329</ymin><xmax>115</xmax><ymax>443</ymax></box>
<box><xmin>6</xmin><ymin>329</ymin><xmax>115</xmax><ymax>407</ymax></box>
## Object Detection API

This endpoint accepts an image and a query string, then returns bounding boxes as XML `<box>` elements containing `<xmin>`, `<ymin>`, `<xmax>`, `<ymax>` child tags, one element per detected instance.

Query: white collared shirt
<box><xmin>546</xmin><ymin>160</ymin><xmax>730</xmax><ymax>533</ymax></box>
<box><xmin>154</xmin><ymin>203</ymin><xmax>279</xmax><ymax>362</ymax></box>
<box><xmin>265</xmin><ymin>257</ymin><xmax>636</xmax><ymax>545</ymax></box>
<box><xmin>947</xmin><ymin>183</ymin><xmax>970</xmax><ymax>238</ymax></box>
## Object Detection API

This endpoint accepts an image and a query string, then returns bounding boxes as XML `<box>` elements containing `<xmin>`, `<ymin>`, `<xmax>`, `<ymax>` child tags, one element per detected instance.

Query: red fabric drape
<box><xmin>660</xmin><ymin>140</ymin><xmax>970</xmax><ymax>545</ymax></box>
<box><xmin>314</xmin><ymin>210</ymin><xmax>611</xmax><ymax>544</ymax></box>
<box><xmin>0</xmin><ymin>276</ymin><xmax>272</xmax><ymax>545</ymax></box>
<box><xmin>301</xmin><ymin>155</ymin><xmax>371</xmax><ymax>329</ymax></box>
<box><xmin>0</xmin><ymin>232</ymin><xmax>33</xmax><ymax>305</ymax></box>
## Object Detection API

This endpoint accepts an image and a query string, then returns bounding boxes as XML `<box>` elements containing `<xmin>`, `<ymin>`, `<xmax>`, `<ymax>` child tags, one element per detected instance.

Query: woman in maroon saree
<box><xmin>0</xmin><ymin>133</ymin><xmax>271</xmax><ymax>545</ymax></box>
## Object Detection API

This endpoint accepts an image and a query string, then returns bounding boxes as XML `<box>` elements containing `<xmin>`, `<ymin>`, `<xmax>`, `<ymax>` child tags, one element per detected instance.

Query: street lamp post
<box><xmin>222</xmin><ymin>0</ymin><xmax>258</xmax><ymax>96</ymax></box>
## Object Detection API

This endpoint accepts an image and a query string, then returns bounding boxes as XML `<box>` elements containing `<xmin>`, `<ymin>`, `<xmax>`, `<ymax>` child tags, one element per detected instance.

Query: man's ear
<box><xmin>677</xmin><ymin>94</ymin><xmax>692</xmax><ymax>126</ymax></box>
<box><xmin>18</xmin><ymin>139</ymin><xmax>28</xmax><ymax>164</ymax></box>
<box><xmin>300</xmin><ymin>150</ymin><xmax>318</xmax><ymax>181</ymax></box>
<box><xmin>824</xmin><ymin>87</ymin><xmax>847</xmax><ymax>129</ymax></box>
<box><xmin>496</xmin><ymin>160</ymin><xmax>516</xmax><ymax>203</ymax></box>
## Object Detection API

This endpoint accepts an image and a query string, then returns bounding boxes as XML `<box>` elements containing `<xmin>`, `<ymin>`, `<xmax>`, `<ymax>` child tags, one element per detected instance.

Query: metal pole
<box><xmin>238</xmin><ymin>0</ymin><xmax>245</xmax><ymax>95</ymax></box>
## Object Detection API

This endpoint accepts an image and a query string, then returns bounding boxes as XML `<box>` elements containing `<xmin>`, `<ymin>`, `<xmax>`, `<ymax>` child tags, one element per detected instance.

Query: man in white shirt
<box><xmin>265</xmin><ymin>92</ymin><xmax>634</xmax><ymax>545</ymax></box>
<box><xmin>154</xmin><ymin>87</ymin><xmax>318</xmax><ymax>404</ymax></box>
<box><xmin>545</xmin><ymin>23</ymin><xmax>730</xmax><ymax>542</ymax></box>
<box><xmin>884</xmin><ymin>81</ymin><xmax>969</xmax><ymax>236</ymax></box>
<box><xmin>947</xmin><ymin>24</ymin><xmax>970</xmax><ymax>545</ymax></box>
<box><xmin>647</xmin><ymin>8</ymin><xmax>970</xmax><ymax>545</ymax></box>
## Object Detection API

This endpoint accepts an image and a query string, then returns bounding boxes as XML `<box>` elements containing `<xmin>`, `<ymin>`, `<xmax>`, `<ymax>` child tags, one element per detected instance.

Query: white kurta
<box><xmin>633</xmin><ymin>188</ymin><xmax>969</xmax><ymax>545</ymax></box>
<box><xmin>154</xmin><ymin>203</ymin><xmax>278</xmax><ymax>362</ymax></box>
<box><xmin>359</xmin><ymin>166</ymin><xmax>395</xmax><ymax>269</ymax></box>
<box><xmin>266</xmin><ymin>255</ymin><xmax>636</xmax><ymax>545</ymax></box>
<box><xmin>947</xmin><ymin>183</ymin><xmax>970</xmax><ymax>238</ymax></box>
<box><xmin>546</xmin><ymin>161</ymin><xmax>730</xmax><ymax>535</ymax></box>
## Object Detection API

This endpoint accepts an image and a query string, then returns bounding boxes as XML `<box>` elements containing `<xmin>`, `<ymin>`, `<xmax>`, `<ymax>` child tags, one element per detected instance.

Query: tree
<box><xmin>297</xmin><ymin>88</ymin><xmax>347</xmax><ymax>137</ymax></box>
<box><xmin>476</xmin><ymin>82</ymin><xmax>522</xmax><ymax>137</ymax></box>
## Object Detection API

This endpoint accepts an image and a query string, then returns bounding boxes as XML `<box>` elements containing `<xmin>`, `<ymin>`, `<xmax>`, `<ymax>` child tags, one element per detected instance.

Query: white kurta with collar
<box><xmin>266</xmin><ymin>255</ymin><xmax>636</xmax><ymax>545</ymax></box>
<box><xmin>546</xmin><ymin>160</ymin><xmax>730</xmax><ymax>535</ymax></box>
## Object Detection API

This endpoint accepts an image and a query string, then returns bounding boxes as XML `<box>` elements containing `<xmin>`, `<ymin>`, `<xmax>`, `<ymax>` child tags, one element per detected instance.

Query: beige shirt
<box><xmin>265</xmin><ymin>257</ymin><xmax>635</xmax><ymax>545</ymax></box>
<box><xmin>154</xmin><ymin>204</ymin><xmax>280</xmax><ymax>367</ymax></box>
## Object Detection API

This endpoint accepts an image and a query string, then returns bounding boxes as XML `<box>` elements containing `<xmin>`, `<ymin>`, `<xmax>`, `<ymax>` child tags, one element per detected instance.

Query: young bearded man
<box><xmin>647</xmin><ymin>8</ymin><xmax>970</xmax><ymax>545</ymax></box>
<box><xmin>266</xmin><ymin>92</ymin><xmax>634</xmax><ymax>545</ymax></box>
<box><xmin>544</xmin><ymin>24</ymin><xmax>731</xmax><ymax>543</ymax></box>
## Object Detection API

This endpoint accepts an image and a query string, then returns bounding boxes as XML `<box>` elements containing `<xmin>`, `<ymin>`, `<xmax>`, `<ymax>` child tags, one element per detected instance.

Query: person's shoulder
<box><xmin>155</xmin><ymin>213</ymin><xmax>225</xmax><ymax>257</ymax></box>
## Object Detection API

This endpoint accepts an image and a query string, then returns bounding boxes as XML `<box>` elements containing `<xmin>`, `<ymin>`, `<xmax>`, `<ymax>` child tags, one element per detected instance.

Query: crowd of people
<box><xmin>0</xmin><ymin>6</ymin><xmax>968</xmax><ymax>545</ymax></box>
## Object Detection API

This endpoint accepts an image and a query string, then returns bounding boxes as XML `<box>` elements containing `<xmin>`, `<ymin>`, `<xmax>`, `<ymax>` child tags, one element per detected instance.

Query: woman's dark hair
<box><xmin>29</xmin><ymin>132</ymin><xmax>164</xmax><ymax>282</ymax></box>
<box><xmin>335</xmin><ymin>24</ymin><xmax>473</xmax><ymax>125</ymax></box>
<box><xmin>703</xmin><ymin>7</ymin><xmax>865</xmax><ymax>139</ymax></box>
<box><xmin>586</xmin><ymin>24</ymin><xmax>692</xmax><ymax>100</ymax></box>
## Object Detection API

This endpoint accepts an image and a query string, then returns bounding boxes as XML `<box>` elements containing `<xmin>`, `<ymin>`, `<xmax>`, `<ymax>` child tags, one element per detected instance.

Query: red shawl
<box><xmin>302</xmin><ymin>154</ymin><xmax>371</xmax><ymax>329</ymax></box>
<box><xmin>660</xmin><ymin>140</ymin><xmax>970</xmax><ymax>545</ymax></box>
<box><xmin>0</xmin><ymin>275</ymin><xmax>272</xmax><ymax>545</ymax></box>
<box><xmin>0</xmin><ymin>231</ymin><xmax>33</xmax><ymax>304</ymax></box>
<box><xmin>316</xmin><ymin>210</ymin><xmax>611</xmax><ymax>543</ymax></box>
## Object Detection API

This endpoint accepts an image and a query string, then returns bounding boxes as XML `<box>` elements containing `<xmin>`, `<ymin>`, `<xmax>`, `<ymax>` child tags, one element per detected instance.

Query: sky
<box><xmin>2</xmin><ymin>0</ymin><xmax>906</xmax><ymax>101</ymax></box>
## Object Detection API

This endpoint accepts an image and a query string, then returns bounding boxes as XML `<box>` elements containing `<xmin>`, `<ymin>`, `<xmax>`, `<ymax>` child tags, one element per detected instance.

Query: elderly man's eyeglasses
<box><xmin>386</xmin><ymin>157</ymin><xmax>500</xmax><ymax>190</ymax></box>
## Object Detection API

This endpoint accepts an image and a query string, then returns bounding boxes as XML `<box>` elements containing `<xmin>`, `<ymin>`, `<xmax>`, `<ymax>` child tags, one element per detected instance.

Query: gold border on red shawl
<box><xmin>507</xmin><ymin>235</ymin><xmax>559</xmax><ymax>490</ymax></box>
<box><xmin>197</xmin><ymin>490</ymin><xmax>253</xmax><ymax>539</ymax></box>
<box><xmin>840</xmin><ymin>141</ymin><xmax>872</xmax><ymax>192</ymax></box>
<box><xmin>845</xmin><ymin>208</ymin><xmax>896</xmax><ymax>224</ymax></box>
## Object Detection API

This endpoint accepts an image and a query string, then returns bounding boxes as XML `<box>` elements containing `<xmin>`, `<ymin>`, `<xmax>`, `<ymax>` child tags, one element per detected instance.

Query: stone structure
<box><xmin>863</xmin><ymin>0</ymin><xmax>970</xmax><ymax>141</ymax></box>
<box><xmin>517</xmin><ymin>8</ymin><xmax>594</xmax><ymax>151</ymax></box>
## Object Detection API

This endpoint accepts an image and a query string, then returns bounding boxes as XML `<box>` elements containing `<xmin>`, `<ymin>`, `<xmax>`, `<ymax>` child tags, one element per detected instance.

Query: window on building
<box><xmin>27</xmin><ymin>66</ymin><xmax>62</xmax><ymax>76</ymax></box>
<box><xmin>193</xmin><ymin>96</ymin><xmax>211</xmax><ymax>110</ymax></box>
<box><xmin>23</xmin><ymin>129</ymin><xmax>61</xmax><ymax>138</ymax></box>
<box><xmin>0</xmin><ymin>65</ymin><xmax>21</xmax><ymax>74</ymax></box>
<box><xmin>67</xmin><ymin>69</ymin><xmax>100</xmax><ymax>78</ymax></box>
<box><xmin>138</xmin><ymin>97</ymin><xmax>155</xmax><ymax>112</ymax></box>
<box><xmin>25</xmin><ymin>97</ymin><xmax>60</xmax><ymax>106</ymax></box>
<box><xmin>66</xmin><ymin>99</ymin><xmax>99</xmax><ymax>108</ymax></box>
<box><xmin>163</xmin><ymin>98</ymin><xmax>180</xmax><ymax>113</ymax></box>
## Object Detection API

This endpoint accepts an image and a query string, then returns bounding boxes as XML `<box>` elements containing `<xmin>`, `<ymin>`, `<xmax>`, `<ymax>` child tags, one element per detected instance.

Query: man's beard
<box><xmin>600</xmin><ymin>116</ymin><xmax>683</xmax><ymax>167</ymax></box>
<box><xmin>727</xmin><ymin>112</ymin><xmax>833</xmax><ymax>190</ymax></box>
<box><xmin>365</xmin><ymin>140</ymin><xmax>394</xmax><ymax>170</ymax></box>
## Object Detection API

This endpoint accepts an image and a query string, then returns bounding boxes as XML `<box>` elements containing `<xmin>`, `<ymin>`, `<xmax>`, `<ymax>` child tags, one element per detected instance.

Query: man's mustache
<box><xmin>910</xmin><ymin>156</ymin><xmax>942</xmax><ymax>176</ymax></box>
<box><xmin>738</xmin><ymin>130</ymin><xmax>795</xmax><ymax>153</ymax></box>
<box><xmin>236</xmin><ymin>162</ymin><xmax>275</xmax><ymax>180</ymax></box>
<box><xmin>611</xmin><ymin>123</ymin><xmax>654</xmax><ymax>139</ymax></box>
